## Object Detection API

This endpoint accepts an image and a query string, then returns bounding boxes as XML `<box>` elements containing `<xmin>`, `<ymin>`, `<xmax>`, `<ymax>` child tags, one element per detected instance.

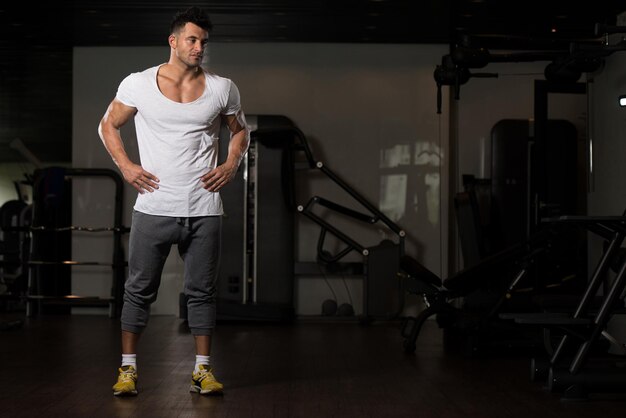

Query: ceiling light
<box><xmin>619</xmin><ymin>95</ymin><xmax>626</xmax><ymax>107</ymax></box>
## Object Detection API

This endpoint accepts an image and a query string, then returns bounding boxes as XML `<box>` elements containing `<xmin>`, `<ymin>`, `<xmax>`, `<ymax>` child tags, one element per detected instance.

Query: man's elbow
<box><xmin>231</xmin><ymin>125</ymin><xmax>250</xmax><ymax>143</ymax></box>
<box><xmin>97</xmin><ymin>120</ymin><xmax>109</xmax><ymax>142</ymax></box>
<box><xmin>243</xmin><ymin>127</ymin><xmax>251</xmax><ymax>144</ymax></box>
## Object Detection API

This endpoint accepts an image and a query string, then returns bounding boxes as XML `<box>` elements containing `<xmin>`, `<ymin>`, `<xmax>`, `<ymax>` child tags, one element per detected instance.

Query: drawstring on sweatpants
<box><xmin>176</xmin><ymin>217</ymin><xmax>191</xmax><ymax>228</ymax></box>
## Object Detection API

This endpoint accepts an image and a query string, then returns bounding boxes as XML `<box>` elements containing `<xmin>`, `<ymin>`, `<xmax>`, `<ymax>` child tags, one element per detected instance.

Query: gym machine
<box><xmin>212</xmin><ymin>115</ymin><xmax>296</xmax><ymax>321</ymax></box>
<box><xmin>400</xmin><ymin>171</ymin><xmax>582</xmax><ymax>354</ymax></box>
<box><xmin>24</xmin><ymin>167</ymin><xmax>129</xmax><ymax>317</ymax></box>
<box><xmin>500</xmin><ymin>214</ymin><xmax>626</xmax><ymax>400</ymax></box>
<box><xmin>399</xmin><ymin>233</ymin><xmax>553</xmax><ymax>354</ymax></box>
<box><xmin>0</xmin><ymin>194</ymin><xmax>30</xmax><ymax>330</ymax></box>
<box><xmin>246</xmin><ymin>115</ymin><xmax>405</xmax><ymax>322</ymax></box>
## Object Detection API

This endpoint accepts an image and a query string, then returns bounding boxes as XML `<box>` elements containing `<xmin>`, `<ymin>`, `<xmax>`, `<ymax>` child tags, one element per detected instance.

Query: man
<box><xmin>98</xmin><ymin>6</ymin><xmax>250</xmax><ymax>396</ymax></box>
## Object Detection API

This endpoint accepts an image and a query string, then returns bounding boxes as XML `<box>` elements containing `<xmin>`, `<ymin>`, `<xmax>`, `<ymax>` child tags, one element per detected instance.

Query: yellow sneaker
<box><xmin>112</xmin><ymin>365</ymin><xmax>138</xmax><ymax>396</ymax></box>
<box><xmin>190</xmin><ymin>364</ymin><xmax>223</xmax><ymax>395</ymax></box>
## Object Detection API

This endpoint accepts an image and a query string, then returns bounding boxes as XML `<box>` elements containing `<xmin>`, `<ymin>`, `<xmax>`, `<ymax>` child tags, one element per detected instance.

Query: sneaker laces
<box><xmin>118</xmin><ymin>367</ymin><xmax>136</xmax><ymax>382</ymax></box>
<box><xmin>195</xmin><ymin>366</ymin><xmax>213</xmax><ymax>382</ymax></box>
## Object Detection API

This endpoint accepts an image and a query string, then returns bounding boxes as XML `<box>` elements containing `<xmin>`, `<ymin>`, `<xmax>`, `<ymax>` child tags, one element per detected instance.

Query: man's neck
<box><xmin>163</xmin><ymin>61</ymin><xmax>202</xmax><ymax>82</ymax></box>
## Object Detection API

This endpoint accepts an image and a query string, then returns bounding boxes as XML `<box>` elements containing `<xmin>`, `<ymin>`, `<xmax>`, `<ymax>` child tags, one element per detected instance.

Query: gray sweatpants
<box><xmin>121</xmin><ymin>210</ymin><xmax>221</xmax><ymax>336</ymax></box>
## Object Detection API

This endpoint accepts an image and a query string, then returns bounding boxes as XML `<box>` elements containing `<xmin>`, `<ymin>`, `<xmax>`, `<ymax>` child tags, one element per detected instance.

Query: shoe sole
<box><xmin>113</xmin><ymin>390</ymin><xmax>138</xmax><ymax>397</ymax></box>
<box><xmin>190</xmin><ymin>385</ymin><xmax>223</xmax><ymax>395</ymax></box>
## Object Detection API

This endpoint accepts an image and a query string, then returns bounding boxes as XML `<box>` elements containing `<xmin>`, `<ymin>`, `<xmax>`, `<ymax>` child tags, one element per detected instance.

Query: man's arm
<box><xmin>98</xmin><ymin>99</ymin><xmax>159</xmax><ymax>194</ymax></box>
<box><xmin>200</xmin><ymin>111</ymin><xmax>250</xmax><ymax>192</ymax></box>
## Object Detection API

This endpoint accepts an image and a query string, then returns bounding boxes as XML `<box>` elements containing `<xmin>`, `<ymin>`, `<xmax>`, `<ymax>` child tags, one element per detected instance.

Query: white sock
<box><xmin>122</xmin><ymin>354</ymin><xmax>137</xmax><ymax>371</ymax></box>
<box><xmin>195</xmin><ymin>355</ymin><xmax>210</xmax><ymax>372</ymax></box>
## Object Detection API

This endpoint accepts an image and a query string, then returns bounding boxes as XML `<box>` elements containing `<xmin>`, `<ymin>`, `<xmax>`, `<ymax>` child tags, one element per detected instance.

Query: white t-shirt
<box><xmin>115</xmin><ymin>64</ymin><xmax>242</xmax><ymax>217</ymax></box>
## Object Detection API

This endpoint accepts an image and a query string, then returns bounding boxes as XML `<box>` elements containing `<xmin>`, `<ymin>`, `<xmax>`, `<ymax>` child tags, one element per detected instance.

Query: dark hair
<box><xmin>170</xmin><ymin>7</ymin><xmax>213</xmax><ymax>34</ymax></box>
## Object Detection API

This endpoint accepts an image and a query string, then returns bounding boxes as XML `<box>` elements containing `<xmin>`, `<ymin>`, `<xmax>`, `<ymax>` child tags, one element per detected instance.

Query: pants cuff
<box><xmin>121</xmin><ymin>323</ymin><xmax>145</xmax><ymax>334</ymax></box>
<box><xmin>190</xmin><ymin>327</ymin><xmax>214</xmax><ymax>336</ymax></box>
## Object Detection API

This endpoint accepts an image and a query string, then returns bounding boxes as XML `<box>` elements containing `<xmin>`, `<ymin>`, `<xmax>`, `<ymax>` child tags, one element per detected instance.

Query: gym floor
<box><xmin>0</xmin><ymin>314</ymin><xmax>624</xmax><ymax>418</ymax></box>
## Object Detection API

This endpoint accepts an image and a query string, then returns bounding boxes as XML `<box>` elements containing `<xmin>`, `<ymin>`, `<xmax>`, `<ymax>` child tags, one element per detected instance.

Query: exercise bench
<box><xmin>499</xmin><ymin>215</ymin><xmax>626</xmax><ymax>400</ymax></box>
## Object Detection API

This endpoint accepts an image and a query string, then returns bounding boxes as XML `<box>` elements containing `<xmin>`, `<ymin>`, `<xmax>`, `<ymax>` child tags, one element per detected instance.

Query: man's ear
<box><xmin>168</xmin><ymin>34</ymin><xmax>176</xmax><ymax>48</ymax></box>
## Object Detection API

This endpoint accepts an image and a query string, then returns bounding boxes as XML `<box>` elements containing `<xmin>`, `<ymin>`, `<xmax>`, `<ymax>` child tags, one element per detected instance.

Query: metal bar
<box><xmin>312</xmin><ymin>196</ymin><xmax>377</xmax><ymax>224</ymax></box>
<box><xmin>64</xmin><ymin>168</ymin><xmax>126</xmax><ymax>317</ymax></box>
<box><xmin>251</xmin><ymin>119</ymin><xmax>406</xmax><ymax>255</ymax></box>
<box><xmin>28</xmin><ymin>226</ymin><xmax>130</xmax><ymax>232</ymax></box>
<box><xmin>318</xmin><ymin>164</ymin><xmax>402</xmax><ymax>236</ymax></box>
<box><xmin>316</xmin><ymin>228</ymin><xmax>355</xmax><ymax>263</ymax></box>
<box><xmin>550</xmin><ymin>229</ymin><xmax>625</xmax><ymax>365</ymax></box>
<box><xmin>300</xmin><ymin>208</ymin><xmax>366</xmax><ymax>255</ymax></box>
<box><xmin>28</xmin><ymin>260</ymin><xmax>127</xmax><ymax>266</ymax></box>
<box><xmin>569</xmin><ymin>256</ymin><xmax>626</xmax><ymax>373</ymax></box>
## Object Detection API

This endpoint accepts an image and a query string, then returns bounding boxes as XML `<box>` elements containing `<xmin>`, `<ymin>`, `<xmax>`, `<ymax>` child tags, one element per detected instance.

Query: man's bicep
<box><xmin>104</xmin><ymin>99</ymin><xmax>137</xmax><ymax>129</ymax></box>
<box><xmin>224</xmin><ymin>111</ymin><xmax>247</xmax><ymax>135</ymax></box>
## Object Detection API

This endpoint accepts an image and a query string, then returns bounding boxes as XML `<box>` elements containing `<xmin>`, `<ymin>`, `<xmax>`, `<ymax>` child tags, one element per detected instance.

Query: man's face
<box><xmin>172</xmin><ymin>22</ymin><xmax>209</xmax><ymax>68</ymax></box>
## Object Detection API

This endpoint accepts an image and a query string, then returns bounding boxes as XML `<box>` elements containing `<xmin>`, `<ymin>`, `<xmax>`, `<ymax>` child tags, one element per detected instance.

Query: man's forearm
<box><xmin>225</xmin><ymin>128</ymin><xmax>250</xmax><ymax>169</ymax></box>
<box><xmin>98</xmin><ymin>123</ymin><xmax>133</xmax><ymax>170</ymax></box>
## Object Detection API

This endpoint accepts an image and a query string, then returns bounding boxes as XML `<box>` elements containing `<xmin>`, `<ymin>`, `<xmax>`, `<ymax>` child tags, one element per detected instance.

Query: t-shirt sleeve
<box><xmin>115</xmin><ymin>74</ymin><xmax>137</xmax><ymax>107</ymax></box>
<box><xmin>223</xmin><ymin>80</ymin><xmax>242</xmax><ymax>115</ymax></box>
